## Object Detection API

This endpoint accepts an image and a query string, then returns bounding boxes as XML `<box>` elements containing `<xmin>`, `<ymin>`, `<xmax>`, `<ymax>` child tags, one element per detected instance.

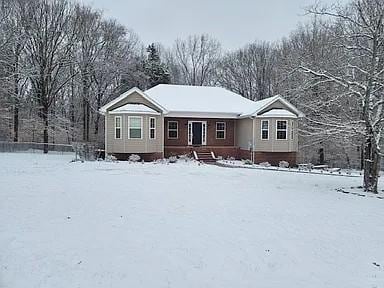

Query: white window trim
<box><xmin>261</xmin><ymin>119</ymin><xmax>269</xmax><ymax>140</ymax></box>
<box><xmin>168</xmin><ymin>121</ymin><xmax>178</xmax><ymax>139</ymax></box>
<box><xmin>149</xmin><ymin>117</ymin><xmax>156</xmax><ymax>140</ymax></box>
<box><xmin>276</xmin><ymin>120</ymin><xmax>288</xmax><ymax>140</ymax></box>
<box><xmin>114</xmin><ymin>116</ymin><xmax>122</xmax><ymax>139</ymax></box>
<box><xmin>216</xmin><ymin>122</ymin><xmax>226</xmax><ymax>139</ymax></box>
<box><xmin>128</xmin><ymin>116</ymin><xmax>143</xmax><ymax>140</ymax></box>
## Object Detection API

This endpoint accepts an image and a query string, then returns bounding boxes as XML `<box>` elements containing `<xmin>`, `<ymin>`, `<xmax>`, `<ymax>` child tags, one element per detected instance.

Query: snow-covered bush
<box><xmin>168</xmin><ymin>156</ymin><xmax>178</xmax><ymax>163</ymax></box>
<box><xmin>178</xmin><ymin>154</ymin><xmax>193</xmax><ymax>162</ymax></box>
<box><xmin>105</xmin><ymin>155</ymin><xmax>117</xmax><ymax>162</ymax></box>
<box><xmin>259</xmin><ymin>161</ymin><xmax>271</xmax><ymax>167</ymax></box>
<box><xmin>242</xmin><ymin>159</ymin><xmax>253</xmax><ymax>165</ymax></box>
<box><xmin>279</xmin><ymin>161</ymin><xmax>289</xmax><ymax>168</ymax></box>
<box><xmin>153</xmin><ymin>158</ymin><xmax>166</xmax><ymax>164</ymax></box>
<box><xmin>227</xmin><ymin>156</ymin><xmax>235</xmax><ymax>161</ymax></box>
<box><xmin>128</xmin><ymin>154</ymin><xmax>141</xmax><ymax>162</ymax></box>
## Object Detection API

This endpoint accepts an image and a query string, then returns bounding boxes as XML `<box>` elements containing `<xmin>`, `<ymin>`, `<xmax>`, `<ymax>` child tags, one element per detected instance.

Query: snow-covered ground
<box><xmin>1</xmin><ymin>153</ymin><xmax>383</xmax><ymax>288</ymax></box>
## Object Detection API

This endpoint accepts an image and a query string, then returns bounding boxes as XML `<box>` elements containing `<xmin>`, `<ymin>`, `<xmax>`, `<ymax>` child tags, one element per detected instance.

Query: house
<box><xmin>99</xmin><ymin>84</ymin><xmax>304</xmax><ymax>165</ymax></box>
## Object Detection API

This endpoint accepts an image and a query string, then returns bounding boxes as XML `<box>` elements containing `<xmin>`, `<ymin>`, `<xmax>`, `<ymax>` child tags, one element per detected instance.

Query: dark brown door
<box><xmin>192</xmin><ymin>122</ymin><xmax>202</xmax><ymax>145</ymax></box>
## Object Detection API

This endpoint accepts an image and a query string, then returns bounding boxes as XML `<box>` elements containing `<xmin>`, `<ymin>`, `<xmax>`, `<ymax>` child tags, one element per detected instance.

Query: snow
<box><xmin>258</xmin><ymin>108</ymin><xmax>298</xmax><ymax>118</ymax></box>
<box><xmin>110</xmin><ymin>103</ymin><xmax>160</xmax><ymax>115</ymax></box>
<box><xmin>145</xmin><ymin>84</ymin><xmax>255</xmax><ymax>116</ymax></box>
<box><xmin>1</xmin><ymin>153</ymin><xmax>384</xmax><ymax>288</ymax></box>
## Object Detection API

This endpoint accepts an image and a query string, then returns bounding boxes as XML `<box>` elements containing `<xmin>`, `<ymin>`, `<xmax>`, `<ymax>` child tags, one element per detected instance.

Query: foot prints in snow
<box><xmin>0</xmin><ymin>153</ymin><xmax>383</xmax><ymax>288</ymax></box>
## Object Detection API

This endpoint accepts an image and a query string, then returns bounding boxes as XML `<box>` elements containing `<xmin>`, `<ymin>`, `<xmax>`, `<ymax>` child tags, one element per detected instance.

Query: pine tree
<box><xmin>144</xmin><ymin>43</ymin><xmax>170</xmax><ymax>88</ymax></box>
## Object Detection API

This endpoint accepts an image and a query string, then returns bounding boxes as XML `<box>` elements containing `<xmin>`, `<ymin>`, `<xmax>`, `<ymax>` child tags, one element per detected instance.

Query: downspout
<box><xmin>250</xmin><ymin>116</ymin><xmax>255</xmax><ymax>163</ymax></box>
<box><xmin>104</xmin><ymin>111</ymin><xmax>108</xmax><ymax>158</ymax></box>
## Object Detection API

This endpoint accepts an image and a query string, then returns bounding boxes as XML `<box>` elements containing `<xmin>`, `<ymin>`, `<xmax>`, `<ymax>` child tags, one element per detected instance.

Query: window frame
<box><xmin>149</xmin><ymin>117</ymin><xmax>156</xmax><ymax>140</ymax></box>
<box><xmin>276</xmin><ymin>120</ymin><xmax>288</xmax><ymax>140</ymax></box>
<box><xmin>128</xmin><ymin>116</ymin><xmax>143</xmax><ymax>140</ymax></box>
<box><xmin>114</xmin><ymin>116</ymin><xmax>122</xmax><ymax>139</ymax></box>
<box><xmin>261</xmin><ymin>120</ymin><xmax>269</xmax><ymax>140</ymax></box>
<box><xmin>290</xmin><ymin>120</ymin><xmax>294</xmax><ymax>140</ymax></box>
<box><xmin>215</xmin><ymin>121</ymin><xmax>226</xmax><ymax>139</ymax></box>
<box><xmin>168</xmin><ymin>121</ymin><xmax>178</xmax><ymax>139</ymax></box>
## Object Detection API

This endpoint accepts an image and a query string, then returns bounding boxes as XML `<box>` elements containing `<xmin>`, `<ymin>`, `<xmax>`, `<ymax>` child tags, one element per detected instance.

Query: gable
<box><xmin>258</xmin><ymin>99</ymin><xmax>299</xmax><ymax>116</ymax></box>
<box><xmin>99</xmin><ymin>87</ymin><xmax>166</xmax><ymax>114</ymax></box>
<box><xmin>108</xmin><ymin>91</ymin><xmax>162</xmax><ymax>113</ymax></box>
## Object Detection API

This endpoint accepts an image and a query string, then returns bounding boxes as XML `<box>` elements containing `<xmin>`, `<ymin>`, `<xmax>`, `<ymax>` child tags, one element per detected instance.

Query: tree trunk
<box><xmin>13</xmin><ymin>44</ymin><xmax>20</xmax><ymax>142</ymax></box>
<box><xmin>13</xmin><ymin>100</ymin><xmax>19</xmax><ymax>142</ymax></box>
<box><xmin>363</xmin><ymin>132</ymin><xmax>380</xmax><ymax>193</ymax></box>
<box><xmin>94</xmin><ymin>89</ymin><xmax>102</xmax><ymax>138</ymax></box>
<box><xmin>82</xmin><ymin>76</ymin><xmax>90</xmax><ymax>142</ymax></box>
<box><xmin>42</xmin><ymin>106</ymin><xmax>49</xmax><ymax>154</ymax></box>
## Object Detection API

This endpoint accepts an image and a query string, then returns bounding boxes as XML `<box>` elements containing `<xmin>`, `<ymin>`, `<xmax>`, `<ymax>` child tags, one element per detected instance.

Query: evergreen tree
<box><xmin>144</xmin><ymin>43</ymin><xmax>170</xmax><ymax>88</ymax></box>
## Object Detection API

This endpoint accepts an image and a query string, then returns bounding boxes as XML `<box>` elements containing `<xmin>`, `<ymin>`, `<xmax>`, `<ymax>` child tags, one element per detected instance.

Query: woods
<box><xmin>0</xmin><ymin>0</ymin><xmax>383</xmax><ymax>192</ymax></box>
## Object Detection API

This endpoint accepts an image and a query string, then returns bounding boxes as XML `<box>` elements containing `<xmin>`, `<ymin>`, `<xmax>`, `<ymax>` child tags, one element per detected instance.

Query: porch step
<box><xmin>193</xmin><ymin>150</ymin><xmax>217</xmax><ymax>163</ymax></box>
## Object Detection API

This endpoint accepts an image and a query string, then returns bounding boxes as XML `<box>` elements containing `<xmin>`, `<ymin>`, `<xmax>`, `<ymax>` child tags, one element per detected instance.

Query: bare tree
<box><xmin>300</xmin><ymin>0</ymin><xmax>384</xmax><ymax>193</ymax></box>
<box><xmin>22</xmin><ymin>0</ymin><xmax>79</xmax><ymax>152</ymax></box>
<box><xmin>173</xmin><ymin>34</ymin><xmax>221</xmax><ymax>86</ymax></box>
<box><xmin>217</xmin><ymin>41</ymin><xmax>276</xmax><ymax>100</ymax></box>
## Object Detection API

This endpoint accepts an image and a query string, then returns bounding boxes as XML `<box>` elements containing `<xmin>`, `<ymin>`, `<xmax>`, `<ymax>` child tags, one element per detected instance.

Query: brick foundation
<box><xmin>238</xmin><ymin>150</ymin><xmax>297</xmax><ymax>166</ymax></box>
<box><xmin>164</xmin><ymin>146</ymin><xmax>239</xmax><ymax>159</ymax></box>
<box><xmin>110</xmin><ymin>152</ymin><xmax>164</xmax><ymax>162</ymax></box>
<box><xmin>166</xmin><ymin>146</ymin><xmax>297</xmax><ymax>165</ymax></box>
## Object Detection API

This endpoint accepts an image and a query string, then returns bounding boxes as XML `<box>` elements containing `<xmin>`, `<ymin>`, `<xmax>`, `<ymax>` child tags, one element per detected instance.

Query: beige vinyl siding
<box><xmin>106</xmin><ymin>113</ymin><xmax>163</xmax><ymax>153</ymax></box>
<box><xmin>254</xmin><ymin>118</ymin><xmax>298</xmax><ymax>152</ymax></box>
<box><xmin>235</xmin><ymin>118</ymin><xmax>253</xmax><ymax>150</ymax></box>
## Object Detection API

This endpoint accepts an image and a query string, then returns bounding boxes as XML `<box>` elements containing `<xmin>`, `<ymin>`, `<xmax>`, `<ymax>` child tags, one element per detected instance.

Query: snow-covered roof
<box><xmin>144</xmin><ymin>84</ymin><xmax>254</xmax><ymax>117</ymax></box>
<box><xmin>109</xmin><ymin>103</ymin><xmax>160</xmax><ymax>115</ymax></box>
<box><xmin>99</xmin><ymin>87</ymin><xmax>167</xmax><ymax>114</ymax></box>
<box><xmin>257</xmin><ymin>109</ymin><xmax>298</xmax><ymax>118</ymax></box>
<box><xmin>100</xmin><ymin>84</ymin><xmax>304</xmax><ymax>119</ymax></box>
<box><xmin>240</xmin><ymin>95</ymin><xmax>304</xmax><ymax>118</ymax></box>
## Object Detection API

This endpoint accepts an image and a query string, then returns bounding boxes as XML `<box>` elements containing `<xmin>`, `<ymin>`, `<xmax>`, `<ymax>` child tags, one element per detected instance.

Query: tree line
<box><xmin>0</xmin><ymin>0</ymin><xmax>383</xmax><ymax>192</ymax></box>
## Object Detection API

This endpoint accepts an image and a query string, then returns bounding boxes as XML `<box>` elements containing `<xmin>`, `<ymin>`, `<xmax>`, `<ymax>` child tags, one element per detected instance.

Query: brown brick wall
<box><xmin>238</xmin><ymin>150</ymin><xmax>297</xmax><ymax>166</ymax></box>
<box><xmin>164</xmin><ymin>117</ymin><xmax>235</xmax><ymax>146</ymax></box>
<box><xmin>111</xmin><ymin>152</ymin><xmax>164</xmax><ymax>162</ymax></box>
<box><xmin>165</xmin><ymin>146</ymin><xmax>239</xmax><ymax>159</ymax></box>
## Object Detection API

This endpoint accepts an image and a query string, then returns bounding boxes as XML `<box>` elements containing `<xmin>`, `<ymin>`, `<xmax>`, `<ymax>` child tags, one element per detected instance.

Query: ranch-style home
<box><xmin>99</xmin><ymin>84</ymin><xmax>304</xmax><ymax>164</ymax></box>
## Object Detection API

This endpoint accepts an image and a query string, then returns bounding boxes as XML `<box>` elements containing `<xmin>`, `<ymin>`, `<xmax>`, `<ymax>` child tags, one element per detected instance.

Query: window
<box><xmin>149</xmin><ymin>117</ymin><xmax>156</xmax><ymax>139</ymax></box>
<box><xmin>128</xmin><ymin>116</ymin><xmax>142</xmax><ymax>139</ymax></box>
<box><xmin>216</xmin><ymin>122</ymin><xmax>226</xmax><ymax>139</ymax></box>
<box><xmin>291</xmin><ymin>120</ymin><xmax>294</xmax><ymax>139</ymax></box>
<box><xmin>276</xmin><ymin>120</ymin><xmax>287</xmax><ymax>140</ymax></box>
<box><xmin>261</xmin><ymin>120</ymin><xmax>269</xmax><ymax>140</ymax></box>
<box><xmin>114</xmin><ymin>116</ymin><xmax>121</xmax><ymax>139</ymax></box>
<box><xmin>168</xmin><ymin>121</ymin><xmax>178</xmax><ymax>139</ymax></box>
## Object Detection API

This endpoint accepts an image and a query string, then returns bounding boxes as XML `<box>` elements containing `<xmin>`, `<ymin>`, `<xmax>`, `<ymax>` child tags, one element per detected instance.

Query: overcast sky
<box><xmin>79</xmin><ymin>0</ymin><xmax>346</xmax><ymax>51</ymax></box>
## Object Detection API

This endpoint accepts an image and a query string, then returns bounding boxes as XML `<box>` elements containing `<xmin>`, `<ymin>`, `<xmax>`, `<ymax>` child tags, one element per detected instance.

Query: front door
<box><xmin>192</xmin><ymin>122</ymin><xmax>202</xmax><ymax>145</ymax></box>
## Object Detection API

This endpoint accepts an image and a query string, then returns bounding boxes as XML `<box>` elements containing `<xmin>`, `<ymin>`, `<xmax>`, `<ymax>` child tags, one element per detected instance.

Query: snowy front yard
<box><xmin>1</xmin><ymin>153</ymin><xmax>383</xmax><ymax>288</ymax></box>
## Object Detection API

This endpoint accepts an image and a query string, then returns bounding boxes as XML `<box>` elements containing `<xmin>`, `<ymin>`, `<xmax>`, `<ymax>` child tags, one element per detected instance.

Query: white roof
<box><xmin>257</xmin><ymin>109</ymin><xmax>297</xmax><ymax>118</ymax></box>
<box><xmin>100</xmin><ymin>84</ymin><xmax>304</xmax><ymax>118</ymax></box>
<box><xmin>99</xmin><ymin>87</ymin><xmax>167</xmax><ymax>114</ymax></box>
<box><xmin>144</xmin><ymin>84</ymin><xmax>254</xmax><ymax>117</ymax></box>
<box><xmin>240</xmin><ymin>95</ymin><xmax>304</xmax><ymax>118</ymax></box>
<box><xmin>110</xmin><ymin>104</ymin><xmax>160</xmax><ymax>115</ymax></box>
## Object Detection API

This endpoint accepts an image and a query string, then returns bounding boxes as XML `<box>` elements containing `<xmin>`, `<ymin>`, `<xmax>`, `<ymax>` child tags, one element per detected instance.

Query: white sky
<box><xmin>79</xmin><ymin>0</ymin><xmax>347</xmax><ymax>51</ymax></box>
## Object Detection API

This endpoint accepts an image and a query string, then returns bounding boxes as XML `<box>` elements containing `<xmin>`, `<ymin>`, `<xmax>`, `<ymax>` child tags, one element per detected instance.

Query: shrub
<box><xmin>242</xmin><ymin>159</ymin><xmax>253</xmax><ymax>165</ymax></box>
<box><xmin>168</xmin><ymin>156</ymin><xmax>178</xmax><ymax>163</ymax></box>
<box><xmin>128</xmin><ymin>154</ymin><xmax>141</xmax><ymax>162</ymax></box>
<box><xmin>279</xmin><ymin>161</ymin><xmax>289</xmax><ymax>168</ymax></box>
<box><xmin>259</xmin><ymin>161</ymin><xmax>271</xmax><ymax>167</ymax></box>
